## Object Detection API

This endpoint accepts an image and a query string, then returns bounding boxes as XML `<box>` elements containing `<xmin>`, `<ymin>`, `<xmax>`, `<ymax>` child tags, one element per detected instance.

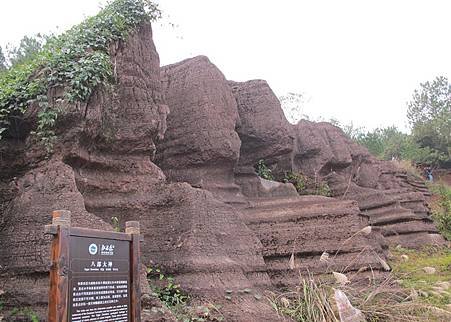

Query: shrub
<box><xmin>429</xmin><ymin>183</ymin><xmax>451</xmax><ymax>240</ymax></box>
<box><xmin>283</xmin><ymin>171</ymin><xmax>331</xmax><ymax>197</ymax></box>
<box><xmin>283</xmin><ymin>171</ymin><xmax>306</xmax><ymax>192</ymax></box>
<box><xmin>256</xmin><ymin>159</ymin><xmax>274</xmax><ymax>180</ymax></box>
<box><xmin>9</xmin><ymin>308</ymin><xmax>39</xmax><ymax>322</ymax></box>
<box><xmin>316</xmin><ymin>181</ymin><xmax>331</xmax><ymax>197</ymax></box>
<box><xmin>146</xmin><ymin>267</ymin><xmax>224</xmax><ymax>321</ymax></box>
<box><xmin>147</xmin><ymin>267</ymin><xmax>188</xmax><ymax>307</ymax></box>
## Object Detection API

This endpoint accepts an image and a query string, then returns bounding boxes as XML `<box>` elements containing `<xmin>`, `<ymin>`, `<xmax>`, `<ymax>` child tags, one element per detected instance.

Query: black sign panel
<box><xmin>68</xmin><ymin>236</ymin><xmax>131</xmax><ymax>322</ymax></box>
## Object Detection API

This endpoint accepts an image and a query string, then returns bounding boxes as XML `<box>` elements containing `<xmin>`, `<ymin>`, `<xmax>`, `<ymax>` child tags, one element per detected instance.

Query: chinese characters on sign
<box><xmin>68</xmin><ymin>237</ymin><xmax>131</xmax><ymax>322</ymax></box>
<box><xmin>46</xmin><ymin>211</ymin><xmax>141</xmax><ymax>322</ymax></box>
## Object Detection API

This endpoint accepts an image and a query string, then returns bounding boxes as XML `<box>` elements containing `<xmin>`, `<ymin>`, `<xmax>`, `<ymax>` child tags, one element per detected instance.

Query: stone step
<box><xmin>363</xmin><ymin>204</ymin><xmax>407</xmax><ymax>216</ymax></box>
<box><xmin>245</xmin><ymin>195</ymin><xmax>344</xmax><ymax>211</ymax></box>
<box><xmin>370</xmin><ymin>211</ymin><xmax>422</xmax><ymax>226</ymax></box>
<box><xmin>380</xmin><ymin>220</ymin><xmax>439</xmax><ymax>236</ymax></box>
<box><xmin>243</xmin><ymin>202</ymin><xmax>358</xmax><ymax>225</ymax></box>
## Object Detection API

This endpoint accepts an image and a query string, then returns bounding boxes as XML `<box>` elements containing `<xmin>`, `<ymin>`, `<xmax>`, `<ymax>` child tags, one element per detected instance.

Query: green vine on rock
<box><xmin>0</xmin><ymin>0</ymin><xmax>161</xmax><ymax>150</ymax></box>
<box><xmin>256</xmin><ymin>159</ymin><xmax>274</xmax><ymax>181</ymax></box>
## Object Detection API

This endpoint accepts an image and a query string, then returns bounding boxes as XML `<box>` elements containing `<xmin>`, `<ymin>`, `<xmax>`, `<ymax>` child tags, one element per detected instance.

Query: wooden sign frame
<box><xmin>45</xmin><ymin>210</ymin><xmax>142</xmax><ymax>322</ymax></box>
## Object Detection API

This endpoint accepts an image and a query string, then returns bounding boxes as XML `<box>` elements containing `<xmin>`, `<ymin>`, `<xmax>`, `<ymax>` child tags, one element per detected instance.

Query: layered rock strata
<box><xmin>0</xmin><ymin>25</ymin><xmax>279</xmax><ymax>321</ymax></box>
<box><xmin>227</xmin><ymin>83</ymin><xmax>386</xmax><ymax>287</ymax></box>
<box><xmin>0</xmin><ymin>15</ymin><xmax>445</xmax><ymax>322</ymax></box>
<box><xmin>292</xmin><ymin>120</ymin><xmax>444</xmax><ymax>247</ymax></box>
<box><xmin>157</xmin><ymin>69</ymin><xmax>389</xmax><ymax>290</ymax></box>
<box><xmin>240</xmin><ymin>195</ymin><xmax>387</xmax><ymax>288</ymax></box>
<box><xmin>156</xmin><ymin>56</ymin><xmax>245</xmax><ymax>204</ymax></box>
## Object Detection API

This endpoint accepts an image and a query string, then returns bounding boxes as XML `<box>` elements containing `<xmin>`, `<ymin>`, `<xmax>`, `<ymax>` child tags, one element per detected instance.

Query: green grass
<box><xmin>390</xmin><ymin>247</ymin><xmax>451</xmax><ymax>308</ymax></box>
<box><xmin>146</xmin><ymin>267</ymin><xmax>224</xmax><ymax>321</ymax></box>
<box><xmin>428</xmin><ymin>182</ymin><xmax>451</xmax><ymax>240</ymax></box>
<box><xmin>268</xmin><ymin>248</ymin><xmax>451</xmax><ymax>321</ymax></box>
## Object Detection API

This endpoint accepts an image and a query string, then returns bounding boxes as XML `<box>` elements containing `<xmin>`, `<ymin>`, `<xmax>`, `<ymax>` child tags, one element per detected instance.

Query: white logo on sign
<box><xmin>88</xmin><ymin>243</ymin><xmax>98</xmax><ymax>255</ymax></box>
<box><xmin>101</xmin><ymin>244</ymin><xmax>115</xmax><ymax>256</ymax></box>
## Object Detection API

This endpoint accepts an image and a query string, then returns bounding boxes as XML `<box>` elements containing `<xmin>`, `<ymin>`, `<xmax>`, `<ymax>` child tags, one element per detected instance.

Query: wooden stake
<box><xmin>48</xmin><ymin>210</ymin><xmax>71</xmax><ymax>322</ymax></box>
<box><xmin>126</xmin><ymin>221</ymin><xmax>141</xmax><ymax>322</ymax></box>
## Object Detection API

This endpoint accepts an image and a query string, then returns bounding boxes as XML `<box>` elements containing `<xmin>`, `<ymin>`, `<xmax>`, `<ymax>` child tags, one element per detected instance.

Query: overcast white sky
<box><xmin>1</xmin><ymin>0</ymin><xmax>450</xmax><ymax>131</ymax></box>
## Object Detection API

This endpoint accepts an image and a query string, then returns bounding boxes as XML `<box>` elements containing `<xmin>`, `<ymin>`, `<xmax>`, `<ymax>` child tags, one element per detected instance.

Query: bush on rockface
<box><xmin>146</xmin><ymin>267</ymin><xmax>224</xmax><ymax>321</ymax></box>
<box><xmin>283</xmin><ymin>171</ymin><xmax>331</xmax><ymax>197</ymax></box>
<box><xmin>255</xmin><ymin>159</ymin><xmax>274</xmax><ymax>181</ymax></box>
<box><xmin>255</xmin><ymin>160</ymin><xmax>331</xmax><ymax>197</ymax></box>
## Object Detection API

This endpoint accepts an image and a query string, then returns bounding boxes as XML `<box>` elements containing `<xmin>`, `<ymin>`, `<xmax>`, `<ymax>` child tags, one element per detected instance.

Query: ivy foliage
<box><xmin>0</xmin><ymin>0</ymin><xmax>161</xmax><ymax>148</ymax></box>
<box><xmin>256</xmin><ymin>159</ymin><xmax>275</xmax><ymax>180</ymax></box>
<box><xmin>147</xmin><ymin>267</ymin><xmax>189</xmax><ymax>307</ymax></box>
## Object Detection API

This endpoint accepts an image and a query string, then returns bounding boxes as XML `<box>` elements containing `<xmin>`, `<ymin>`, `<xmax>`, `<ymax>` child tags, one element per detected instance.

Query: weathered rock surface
<box><xmin>157</xmin><ymin>74</ymin><xmax>388</xmax><ymax>291</ymax></box>
<box><xmin>0</xmin><ymin>25</ymin><xmax>279</xmax><ymax>321</ymax></box>
<box><xmin>0</xmin><ymin>161</ymin><xmax>112</xmax><ymax>320</ymax></box>
<box><xmin>292</xmin><ymin>120</ymin><xmax>445</xmax><ymax>247</ymax></box>
<box><xmin>156</xmin><ymin>56</ymin><xmax>245</xmax><ymax>204</ymax></box>
<box><xmin>240</xmin><ymin>195</ymin><xmax>386</xmax><ymax>288</ymax></box>
<box><xmin>292</xmin><ymin>120</ymin><xmax>358</xmax><ymax>178</ymax></box>
<box><xmin>230</xmin><ymin>80</ymin><xmax>294</xmax><ymax>176</ymax></box>
<box><xmin>230</xmin><ymin>79</ymin><xmax>296</xmax><ymax>200</ymax></box>
<box><xmin>0</xmin><ymin>14</ymin><xmax>446</xmax><ymax>322</ymax></box>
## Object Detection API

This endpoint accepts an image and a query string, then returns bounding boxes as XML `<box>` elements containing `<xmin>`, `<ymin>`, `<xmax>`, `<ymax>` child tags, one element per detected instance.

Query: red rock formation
<box><xmin>228</xmin><ymin>82</ymin><xmax>386</xmax><ymax>287</ymax></box>
<box><xmin>241</xmin><ymin>195</ymin><xmax>387</xmax><ymax>288</ymax></box>
<box><xmin>0</xmin><ymin>14</ymin><xmax>445</xmax><ymax>322</ymax></box>
<box><xmin>157</xmin><ymin>67</ymin><xmax>390</xmax><ymax>291</ymax></box>
<box><xmin>0</xmin><ymin>25</ymin><xmax>280</xmax><ymax>321</ymax></box>
<box><xmin>292</xmin><ymin>120</ymin><xmax>445</xmax><ymax>247</ymax></box>
<box><xmin>156</xmin><ymin>56</ymin><xmax>244</xmax><ymax>204</ymax></box>
<box><xmin>230</xmin><ymin>80</ymin><xmax>294</xmax><ymax>174</ymax></box>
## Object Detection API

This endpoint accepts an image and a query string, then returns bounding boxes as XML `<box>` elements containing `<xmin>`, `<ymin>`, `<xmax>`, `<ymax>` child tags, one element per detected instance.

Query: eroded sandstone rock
<box><xmin>157</xmin><ymin>74</ymin><xmax>387</xmax><ymax>289</ymax></box>
<box><xmin>156</xmin><ymin>56</ymin><xmax>244</xmax><ymax>204</ymax></box>
<box><xmin>230</xmin><ymin>80</ymin><xmax>294</xmax><ymax>175</ymax></box>
<box><xmin>0</xmin><ymin>24</ymin><xmax>279</xmax><ymax>321</ymax></box>
<box><xmin>292</xmin><ymin>121</ymin><xmax>445</xmax><ymax>248</ymax></box>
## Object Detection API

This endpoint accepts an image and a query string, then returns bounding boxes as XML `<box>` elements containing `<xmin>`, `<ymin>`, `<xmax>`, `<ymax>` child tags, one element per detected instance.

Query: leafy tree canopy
<box><xmin>0</xmin><ymin>47</ymin><xmax>6</xmax><ymax>71</ymax></box>
<box><xmin>353</xmin><ymin>126</ymin><xmax>436</xmax><ymax>164</ymax></box>
<box><xmin>407</xmin><ymin>76</ymin><xmax>451</xmax><ymax>165</ymax></box>
<box><xmin>6</xmin><ymin>34</ymin><xmax>47</xmax><ymax>67</ymax></box>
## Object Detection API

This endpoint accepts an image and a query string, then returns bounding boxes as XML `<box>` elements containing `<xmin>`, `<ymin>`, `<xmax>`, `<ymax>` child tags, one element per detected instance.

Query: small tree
<box><xmin>279</xmin><ymin>92</ymin><xmax>308</xmax><ymax>124</ymax></box>
<box><xmin>407</xmin><ymin>76</ymin><xmax>451</xmax><ymax>165</ymax></box>
<box><xmin>329</xmin><ymin>118</ymin><xmax>365</xmax><ymax>141</ymax></box>
<box><xmin>0</xmin><ymin>46</ymin><xmax>6</xmax><ymax>71</ymax></box>
<box><xmin>6</xmin><ymin>34</ymin><xmax>47</xmax><ymax>67</ymax></box>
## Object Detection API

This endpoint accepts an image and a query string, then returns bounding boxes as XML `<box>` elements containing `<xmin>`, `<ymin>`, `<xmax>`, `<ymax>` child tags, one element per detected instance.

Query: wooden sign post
<box><xmin>45</xmin><ymin>210</ymin><xmax>142</xmax><ymax>322</ymax></box>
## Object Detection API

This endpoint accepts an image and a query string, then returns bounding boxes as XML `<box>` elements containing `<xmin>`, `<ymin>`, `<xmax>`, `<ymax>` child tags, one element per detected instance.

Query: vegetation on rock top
<box><xmin>344</xmin><ymin>76</ymin><xmax>450</xmax><ymax>167</ymax></box>
<box><xmin>0</xmin><ymin>0</ymin><xmax>161</xmax><ymax>150</ymax></box>
<box><xmin>281</xmin><ymin>76</ymin><xmax>450</xmax><ymax>167</ymax></box>
<box><xmin>255</xmin><ymin>160</ymin><xmax>331</xmax><ymax>197</ymax></box>
<box><xmin>283</xmin><ymin>171</ymin><xmax>331</xmax><ymax>197</ymax></box>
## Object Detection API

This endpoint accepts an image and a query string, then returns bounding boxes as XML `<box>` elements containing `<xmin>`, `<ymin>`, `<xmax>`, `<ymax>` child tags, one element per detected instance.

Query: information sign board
<box><xmin>45</xmin><ymin>211</ymin><xmax>141</xmax><ymax>322</ymax></box>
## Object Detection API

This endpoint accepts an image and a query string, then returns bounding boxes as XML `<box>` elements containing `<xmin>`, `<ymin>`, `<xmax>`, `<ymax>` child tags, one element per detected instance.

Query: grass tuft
<box><xmin>268</xmin><ymin>247</ymin><xmax>451</xmax><ymax>321</ymax></box>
